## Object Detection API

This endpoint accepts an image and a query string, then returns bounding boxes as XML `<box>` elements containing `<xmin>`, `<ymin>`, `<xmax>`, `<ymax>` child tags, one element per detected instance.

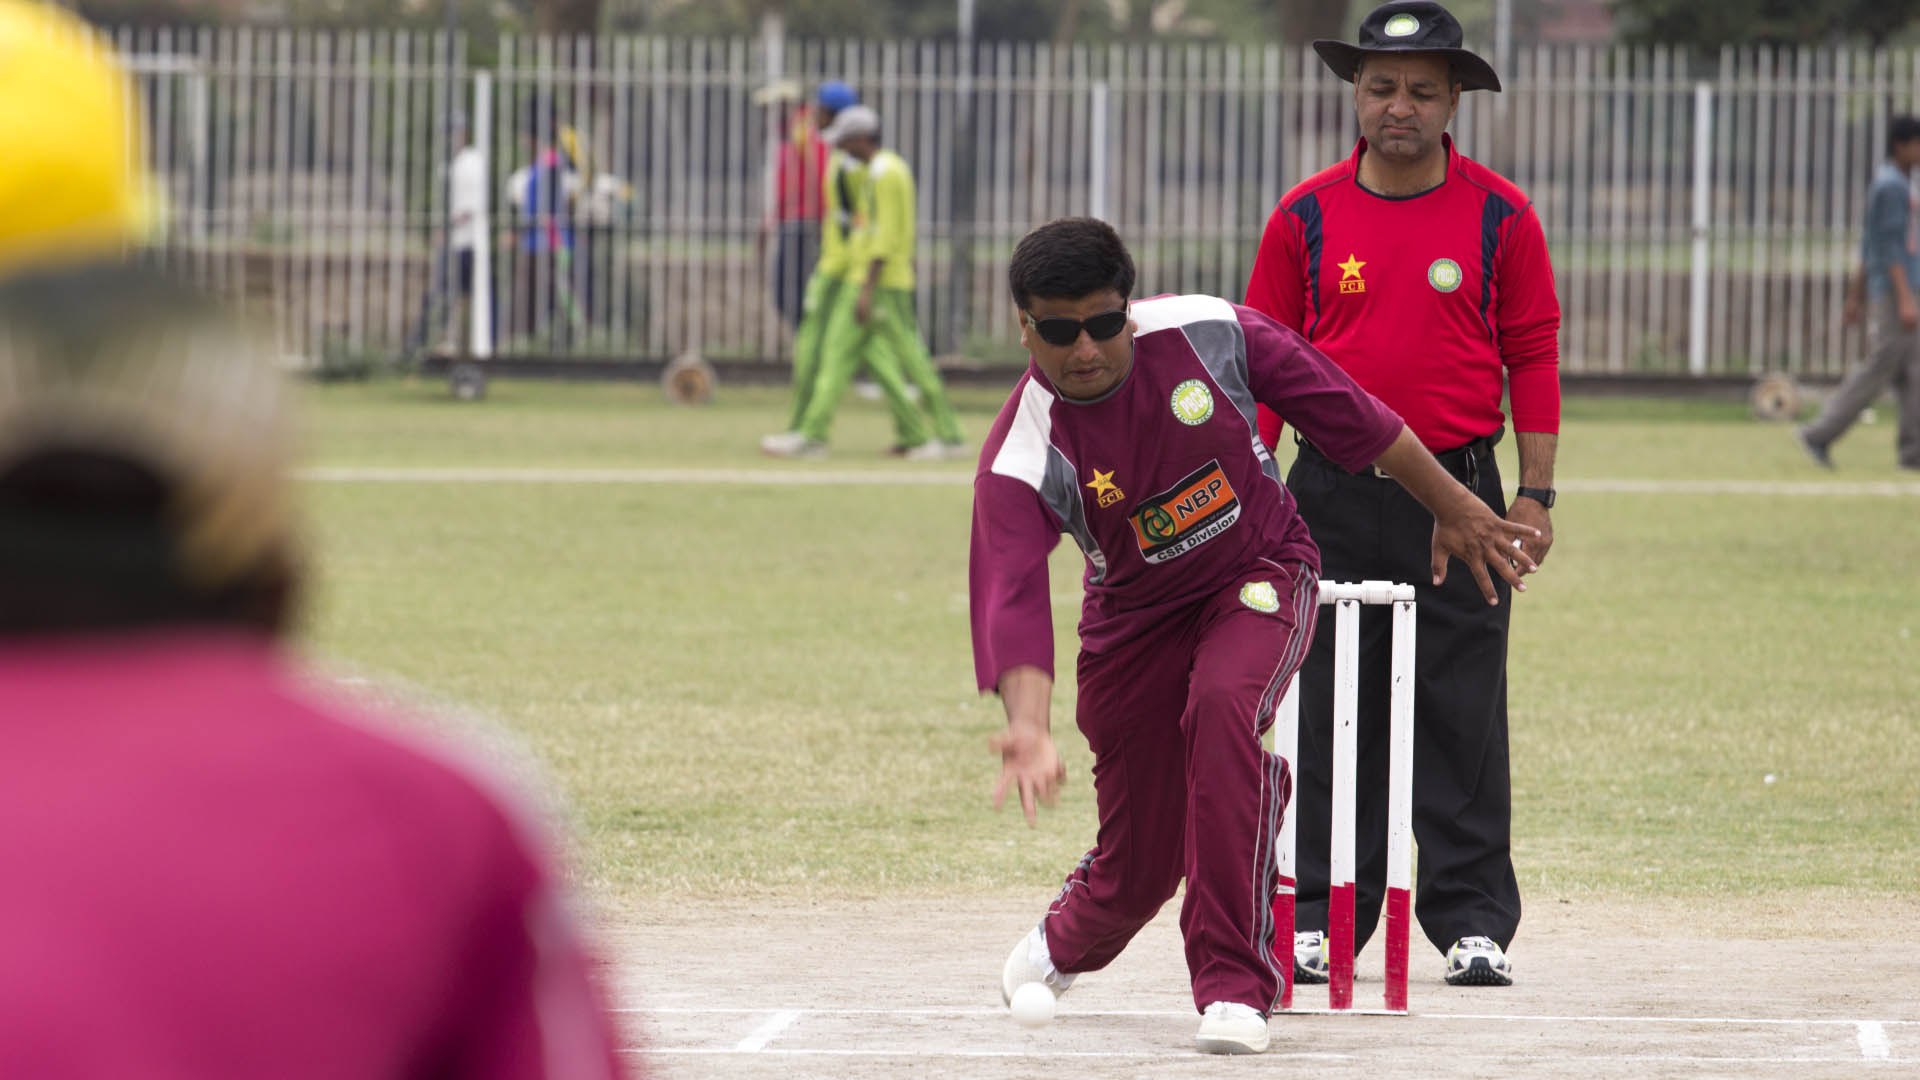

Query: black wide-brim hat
<box><xmin>1312</xmin><ymin>0</ymin><xmax>1501</xmax><ymax>93</ymax></box>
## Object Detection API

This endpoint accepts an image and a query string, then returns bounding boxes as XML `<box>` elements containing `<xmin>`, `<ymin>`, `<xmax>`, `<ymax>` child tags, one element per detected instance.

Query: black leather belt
<box><xmin>1296</xmin><ymin>428</ymin><xmax>1501</xmax><ymax>487</ymax></box>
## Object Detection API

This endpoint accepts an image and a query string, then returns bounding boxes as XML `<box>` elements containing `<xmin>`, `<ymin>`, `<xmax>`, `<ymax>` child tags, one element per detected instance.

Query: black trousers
<box><xmin>1286</xmin><ymin>435</ymin><xmax>1521</xmax><ymax>955</ymax></box>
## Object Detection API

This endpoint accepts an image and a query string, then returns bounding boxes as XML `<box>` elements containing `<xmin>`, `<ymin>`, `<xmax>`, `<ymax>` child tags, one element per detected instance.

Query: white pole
<box><xmin>470</xmin><ymin>69</ymin><xmax>492</xmax><ymax>359</ymax></box>
<box><xmin>1090</xmin><ymin>80</ymin><xmax>1107</xmax><ymax>220</ymax></box>
<box><xmin>1689</xmin><ymin>80</ymin><xmax>1712</xmax><ymax>377</ymax></box>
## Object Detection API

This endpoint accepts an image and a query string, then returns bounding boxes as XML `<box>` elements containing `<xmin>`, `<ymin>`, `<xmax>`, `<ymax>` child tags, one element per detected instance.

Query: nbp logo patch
<box><xmin>1129</xmin><ymin>459</ymin><xmax>1240</xmax><ymax>564</ymax></box>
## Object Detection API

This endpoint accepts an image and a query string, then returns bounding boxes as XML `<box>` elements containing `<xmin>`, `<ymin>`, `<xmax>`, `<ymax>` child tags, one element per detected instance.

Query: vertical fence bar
<box><xmin>1689</xmin><ymin>80</ymin><xmax>1712</xmax><ymax>376</ymax></box>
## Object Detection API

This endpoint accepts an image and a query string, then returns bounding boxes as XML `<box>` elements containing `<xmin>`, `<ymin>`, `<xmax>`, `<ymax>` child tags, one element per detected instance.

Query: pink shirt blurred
<box><xmin>0</xmin><ymin>631</ymin><xmax>632</xmax><ymax>1079</ymax></box>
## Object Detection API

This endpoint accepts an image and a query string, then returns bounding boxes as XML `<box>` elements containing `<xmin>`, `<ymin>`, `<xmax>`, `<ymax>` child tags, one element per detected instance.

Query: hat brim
<box><xmin>1311</xmin><ymin>40</ymin><xmax>1501</xmax><ymax>93</ymax></box>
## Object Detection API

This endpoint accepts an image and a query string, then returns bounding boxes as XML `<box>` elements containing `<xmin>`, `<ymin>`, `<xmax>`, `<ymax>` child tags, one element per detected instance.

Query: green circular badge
<box><xmin>1384</xmin><ymin>13</ymin><xmax>1420</xmax><ymax>37</ymax></box>
<box><xmin>1428</xmin><ymin>258</ymin><xmax>1463</xmax><ymax>293</ymax></box>
<box><xmin>1239</xmin><ymin>581</ymin><xmax>1281</xmax><ymax>613</ymax></box>
<box><xmin>1170</xmin><ymin>378</ymin><xmax>1215</xmax><ymax>426</ymax></box>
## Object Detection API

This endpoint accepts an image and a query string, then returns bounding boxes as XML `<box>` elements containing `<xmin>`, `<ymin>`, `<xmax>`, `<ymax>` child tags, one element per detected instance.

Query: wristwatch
<box><xmin>1515</xmin><ymin>486</ymin><xmax>1556</xmax><ymax>509</ymax></box>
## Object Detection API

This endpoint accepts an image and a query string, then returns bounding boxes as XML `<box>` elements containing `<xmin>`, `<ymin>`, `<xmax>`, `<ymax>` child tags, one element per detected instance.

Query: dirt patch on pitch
<box><xmin>597</xmin><ymin>893</ymin><xmax>1920</xmax><ymax>1079</ymax></box>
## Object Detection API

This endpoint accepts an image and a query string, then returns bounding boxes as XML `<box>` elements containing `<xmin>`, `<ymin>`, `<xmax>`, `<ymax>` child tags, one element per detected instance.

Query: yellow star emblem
<box><xmin>1085</xmin><ymin>468</ymin><xmax>1125</xmax><ymax>508</ymax></box>
<box><xmin>1337</xmin><ymin>254</ymin><xmax>1366</xmax><ymax>281</ymax></box>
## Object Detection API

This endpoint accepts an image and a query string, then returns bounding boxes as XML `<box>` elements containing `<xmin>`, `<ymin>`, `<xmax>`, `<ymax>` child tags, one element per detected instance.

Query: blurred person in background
<box><xmin>0</xmin><ymin>4</ymin><xmax>635</xmax><ymax>1074</ymax></box>
<box><xmin>1797</xmin><ymin>115</ymin><xmax>1920</xmax><ymax>471</ymax></box>
<box><xmin>563</xmin><ymin>122</ymin><xmax>634</xmax><ymax>338</ymax></box>
<box><xmin>760</xmin><ymin>80</ymin><xmax>871</xmax><ymax>454</ymax></box>
<box><xmin>1244</xmin><ymin>0</ymin><xmax>1560</xmax><ymax>990</ymax></box>
<box><xmin>504</xmin><ymin>114</ymin><xmax>580</xmax><ymax>349</ymax></box>
<box><xmin>759</xmin><ymin>79</ymin><xmax>855</xmax><ymax>330</ymax></box>
<box><xmin>767</xmin><ymin>105</ymin><xmax>964</xmax><ymax>460</ymax></box>
<box><xmin>409</xmin><ymin>111</ymin><xmax>486</xmax><ymax>360</ymax></box>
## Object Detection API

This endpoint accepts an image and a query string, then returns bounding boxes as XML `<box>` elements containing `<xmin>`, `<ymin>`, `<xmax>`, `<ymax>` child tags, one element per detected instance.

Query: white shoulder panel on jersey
<box><xmin>1129</xmin><ymin>293</ymin><xmax>1237</xmax><ymax>336</ymax></box>
<box><xmin>988</xmin><ymin>377</ymin><xmax>1058</xmax><ymax>491</ymax></box>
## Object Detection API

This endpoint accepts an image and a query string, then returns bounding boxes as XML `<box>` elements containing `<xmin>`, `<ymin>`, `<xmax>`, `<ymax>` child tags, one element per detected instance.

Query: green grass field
<box><xmin>297</xmin><ymin>378</ymin><xmax>1919</xmax><ymax>907</ymax></box>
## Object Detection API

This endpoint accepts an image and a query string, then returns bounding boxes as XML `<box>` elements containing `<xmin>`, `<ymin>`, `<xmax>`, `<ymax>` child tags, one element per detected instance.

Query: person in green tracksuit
<box><xmin>761</xmin><ymin>86</ymin><xmax>866</xmax><ymax>455</ymax></box>
<box><xmin>770</xmin><ymin>105</ymin><xmax>964</xmax><ymax>460</ymax></box>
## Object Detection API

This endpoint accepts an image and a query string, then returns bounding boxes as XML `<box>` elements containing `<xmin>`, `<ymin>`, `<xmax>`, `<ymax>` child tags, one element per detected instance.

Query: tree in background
<box><xmin>1614</xmin><ymin>0</ymin><xmax>1920</xmax><ymax>48</ymax></box>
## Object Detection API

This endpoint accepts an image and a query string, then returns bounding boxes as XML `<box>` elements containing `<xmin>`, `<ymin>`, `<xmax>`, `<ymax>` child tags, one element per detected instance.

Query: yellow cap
<box><xmin>0</xmin><ymin>0</ymin><xmax>152</xmax><ymax>276</ymax></box>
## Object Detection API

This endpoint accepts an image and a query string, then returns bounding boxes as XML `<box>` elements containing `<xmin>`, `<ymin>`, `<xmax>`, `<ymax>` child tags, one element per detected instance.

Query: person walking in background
<box><xmin>1243</xmin><ymin>0</ymin><xmax>1561</xmax><ymax>989</ymax></box>
<box><xmin>0</xmin><ymin>4</ymin><xmax>633</xmax><ymax>1075</ymax></box>
<box><xmin>976</xmin><ymin>218</ymin><xmax>1536</xmax><ymax>1054</ymax></box>
<box><xmin>761</xmin><ymin>81</ymin><xmax>867</xmax><ymax>453</ymax></box>
<box><xmin>761</xmin><ymin>80</ymin><xmax>855</xmax><ymax>330</ymax></box>
<box><xmin>1797</xmin><ymin>116</ymin><xmax>1920</xmax><ymax>471</ymax></box>
<box><xmin>767</xmin><ymin>105</ymin><xmax>964</xmax><ymax>460</ymax></box>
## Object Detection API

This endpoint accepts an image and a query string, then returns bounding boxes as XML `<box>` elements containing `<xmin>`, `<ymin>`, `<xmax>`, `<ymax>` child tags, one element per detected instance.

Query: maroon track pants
<box><xmin>1043</xmin><ymin>561</ymin><xmax>1316</xmax><ymax>1015</ymax></box>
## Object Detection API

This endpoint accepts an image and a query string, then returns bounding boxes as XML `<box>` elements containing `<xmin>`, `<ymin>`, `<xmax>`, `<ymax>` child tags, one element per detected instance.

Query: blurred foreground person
<box><xmin>0</xmin><ymin>3</ymin><xmax>633</xmax><ymax>1075</ymax></box>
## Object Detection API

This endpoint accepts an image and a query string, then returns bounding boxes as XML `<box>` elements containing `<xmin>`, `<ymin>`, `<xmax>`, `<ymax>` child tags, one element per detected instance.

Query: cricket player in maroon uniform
<box><xmin>1244</xmin><ymin>0</ymin><xmax>1562</xmax><ymax>988</ymax></box>
<box><xmin>974</xmin><ymin>218</ymin><xmax>1537</xmax><ymax>1054</ymax></box>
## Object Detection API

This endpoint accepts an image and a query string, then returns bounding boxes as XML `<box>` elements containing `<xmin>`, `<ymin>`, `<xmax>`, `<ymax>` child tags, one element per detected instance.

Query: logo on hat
<box><xmin>1428</xmin><ymin>258</ymin><xmax>1463</xmax><ymax>293</ymax></box>
<box><xmin>1384</xmin><ymin>13</ymin><xmax>1420</xmax><ymax>37</ymax></box>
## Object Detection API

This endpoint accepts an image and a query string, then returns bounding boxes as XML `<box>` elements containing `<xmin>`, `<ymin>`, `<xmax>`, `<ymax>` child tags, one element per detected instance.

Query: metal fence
<box><xmin>120</xmin><ymin>29</ymin><xmax>1920</xmax><ymax>379</ymax></box>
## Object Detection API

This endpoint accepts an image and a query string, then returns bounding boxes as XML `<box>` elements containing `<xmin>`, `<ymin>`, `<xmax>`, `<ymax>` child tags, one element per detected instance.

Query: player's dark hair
<box><xmin>1891</xmin><ymin>115</ymin><xmax>1920</xmax><ymax>149</ymax></box>
<box><xmin>1008</xmin><ymin>217</ymin><xmax>1136</xmax><ymax>309</ymax></box>
<box><xmin>0</xmin><ymin>266</ymin><xmax>296</xmax><ymax>639</ymax></box>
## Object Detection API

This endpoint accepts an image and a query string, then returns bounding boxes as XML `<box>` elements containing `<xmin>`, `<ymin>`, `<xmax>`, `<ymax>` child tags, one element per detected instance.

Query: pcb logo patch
<box><xmin>1428</xmin><ymin>258</ymin><xmax>1463</xmax><ymax>293</ymax></box>
<box><xmin>1337</xmin><ymin>253</ymin><xmax>1367</xmax><ymax>295</ymax></box>
<box><xmin>1170</xmin><ymin>379</ymin><xmax>1215</xmax><ymax>425</ymax></box>
<box><xmin>1085</xmin><ymin>468</ymin><xmax>1126</xmax><ymax>509</ymax></box>
<box><xmin>1239</xmin><ymin>581</ymin><xmax>1280</xmax><ymax>613</ymax></box>
<box><xmin>1129</xmin><ymin>459</ymin><xmax>1240</xmax><ymax>564</ymax></box>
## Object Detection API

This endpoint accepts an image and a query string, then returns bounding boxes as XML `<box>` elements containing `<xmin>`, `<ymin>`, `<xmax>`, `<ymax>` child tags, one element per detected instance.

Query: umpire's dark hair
<box><xmin>1007</xmin><ymin>217</ymin><xmax>1136</xmax><ymax>309</ymax></box>
<box><xmin>1892</xmin><ymin>115</ymin><xmax>1920</xmax><ymax>148</ymax></box>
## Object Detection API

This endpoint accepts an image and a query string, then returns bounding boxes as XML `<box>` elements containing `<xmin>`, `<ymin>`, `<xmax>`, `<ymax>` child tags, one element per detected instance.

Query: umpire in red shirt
<box><xmin>1244</xmin><ymin>0</ymin><xmax>1560</xmax><ymax>988</ymax></box>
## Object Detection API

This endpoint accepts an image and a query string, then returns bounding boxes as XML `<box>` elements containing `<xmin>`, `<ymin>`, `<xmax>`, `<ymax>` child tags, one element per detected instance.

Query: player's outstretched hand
<box><xmin>1430</xmin><ymin>497</ymin><xmax>1539</xmax><ymax>605</ymax></box>
<box><xmin>989</xmin><ymin>726</ymin><xmax>1065</xmax><ymax>827</ymax></box>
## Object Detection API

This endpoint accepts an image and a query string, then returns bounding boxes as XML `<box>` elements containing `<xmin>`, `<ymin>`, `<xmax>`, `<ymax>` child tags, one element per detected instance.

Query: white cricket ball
<box><xmin>1008</xmin><ymin>981</ymin><xmax>1056</xmax><ymax>1028</ymax></box>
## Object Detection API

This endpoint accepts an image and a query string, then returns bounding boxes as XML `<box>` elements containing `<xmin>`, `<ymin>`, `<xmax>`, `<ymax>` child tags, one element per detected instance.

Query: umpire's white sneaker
<box><xmin>1195</xmin><ymin>1002</ymin><xmax>1269</xmax><ymax>1054</ymax></box>
<box><xmin>1000</xmin><ymin>924</ymin><xmax>1076</xmax><ymax>1005</ymax></box>
<box><xmin>1444</xmin><ymin>935</ymin><xmax>1514</xmax><ymax>986</ymax></box>
<box><xmin>1292</xmin><ymin>930</ymin><xmax>1330</xmax><ymax>984</ymax></box>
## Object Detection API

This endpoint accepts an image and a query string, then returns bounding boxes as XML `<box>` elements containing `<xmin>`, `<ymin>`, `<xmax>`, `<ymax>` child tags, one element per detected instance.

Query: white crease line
<box><xmin>625</xmin><ymin>1005</ymin><xmax>1918</xmax><ymax>1026</ymax></box>
<box><xmin>734</xmin><ymin>1009</ymin><xmax>801</xmax><ymax>1053</ymax></box>
<box><xmin>300</xmin><ymin>466</ymin><xmax>1920</xmax><ymax>497</ymax></box>
<box><xmin>632</xmin><ymin>1048</ymin><xmax>1908</xmax><ymax>1064</ymax></box>
<box><xmin>1859</xmin><ymin>1020</ymin><xmax>1892</xmax><ymax>1059</ymax></box>
<box><xmin>300</xmin><ymin>466</ymin><xmax>971</xmax><ymax>486</ymax></box>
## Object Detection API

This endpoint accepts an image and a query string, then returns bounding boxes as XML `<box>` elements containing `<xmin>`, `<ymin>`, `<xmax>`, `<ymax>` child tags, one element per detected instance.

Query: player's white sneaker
<box><xmin>1000</xmin><ymin>924</ymin><xmax>1075</xmax><ymax>1005</ymax></box>
<box><xmin>1292</xmin><ymin>930</ymin><xmax>1329</xmax><ymax>984</ymax></box>
<box><xmin>1444</xmin><ymin>935</ymin><xmax>1514</xmax><ymax>986</ymax></box>
<box><xmin>760</xmin><ymin>431</ymin><xmax>826</xmax><ymax>459</ymax></box>
<box><xmin>1195</xmin><ymin>1001</ymin><xmax>1269</xmax><ymax>1054</ymax></box>
<box><xmin>902</xmin><ymin>441</ymin><xmax>946</xmax><ymax>462</ymax></box>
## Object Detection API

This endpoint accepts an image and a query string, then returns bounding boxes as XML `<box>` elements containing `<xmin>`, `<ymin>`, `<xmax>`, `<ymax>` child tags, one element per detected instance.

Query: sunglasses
<box><xmin>1023</xmin><ymin>309</ymin><xmax>1129</xmax><ymax>347</ymax></box>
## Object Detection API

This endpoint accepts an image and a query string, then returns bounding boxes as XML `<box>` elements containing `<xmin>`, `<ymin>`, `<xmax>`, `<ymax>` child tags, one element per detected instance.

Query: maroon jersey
<box><xmin>0</xmin><ymin>632</ymin><xmax>630</xmax><ymax>1080</ymax></box>
<box><xmin>1244</xmin><ymin>135</ymin><xmax>1561</xmax><ymax>451</ymax></box>
<box><xmin>969</xmin><ymin>294</ymin><xmax>1403</xmax><ymax>692</ymax></box>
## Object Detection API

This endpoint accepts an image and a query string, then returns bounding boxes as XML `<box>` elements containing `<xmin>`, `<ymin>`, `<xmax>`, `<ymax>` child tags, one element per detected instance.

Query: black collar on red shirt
<box><xmin>1351</xmin><ymin>133</ymin><xmax>1453</xmax><ymax>201</ymax></box>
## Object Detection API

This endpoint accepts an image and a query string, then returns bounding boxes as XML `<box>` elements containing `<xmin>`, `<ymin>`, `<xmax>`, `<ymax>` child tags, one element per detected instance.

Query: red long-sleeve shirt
<box><xmin>1244</xmin><ymin>136</ymin><xmax>1561</xmax><ymax>452</ymax></box>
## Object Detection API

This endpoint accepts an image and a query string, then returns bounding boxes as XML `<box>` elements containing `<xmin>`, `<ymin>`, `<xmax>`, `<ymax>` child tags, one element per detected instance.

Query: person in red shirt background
<box><xmin>1243</xmin><ymin>0</ymin><xmax>1561</xmax><ymax>990</ymax></box>
<box><xmin>761</xmin><ymin>79</ymin><xmax>859</xmax><ymax>329</ymax></box>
